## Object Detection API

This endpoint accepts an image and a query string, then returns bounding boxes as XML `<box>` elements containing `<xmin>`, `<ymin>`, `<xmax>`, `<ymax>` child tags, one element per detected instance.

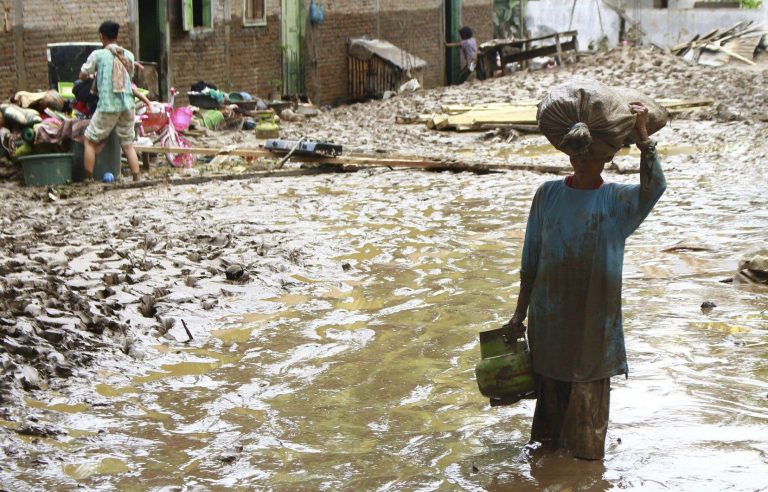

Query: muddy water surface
<box><xmin>3</xmin><ymin>125</ymin><xmax>768</xmax><ymax>491</ymax></box>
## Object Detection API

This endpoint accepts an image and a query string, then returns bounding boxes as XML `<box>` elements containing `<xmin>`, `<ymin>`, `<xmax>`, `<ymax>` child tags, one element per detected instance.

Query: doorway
<box><xmin>444</xmin><ymin>0</ymin><xmax>461</xmax><ymax>85</ymax></box>
<box><xmin>138</xmin><ymin>0</ymin><xmax>167</xmax><ymax>100</ymax></box>
<box><xmin>281</xmin><ymin>0</ymin><xmax>305</xmax><ymax>97</ymax></box>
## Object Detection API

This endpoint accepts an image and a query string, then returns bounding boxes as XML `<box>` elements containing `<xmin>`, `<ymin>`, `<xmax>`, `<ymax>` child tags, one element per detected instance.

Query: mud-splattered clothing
<box><xmin>531</xmin><ymin>376</ymin><xmax>610</xmax><ymax>459</ymax></box>
<box><xmin>521</xmin><ymin>142</ymin><xmax>666</xmax><ymax>382</ymax></box>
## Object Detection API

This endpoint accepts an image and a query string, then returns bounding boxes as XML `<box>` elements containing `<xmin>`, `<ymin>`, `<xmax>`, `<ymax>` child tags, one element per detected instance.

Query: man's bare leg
<box><xmin>121</xmin><ymin>143</ymin><xmax>141</xmax><ymax>181</ymax></box>
<box><xmin>84</xmin><ymin>138</ymin><xmax>98</xmax><ymax>181</ymax></box>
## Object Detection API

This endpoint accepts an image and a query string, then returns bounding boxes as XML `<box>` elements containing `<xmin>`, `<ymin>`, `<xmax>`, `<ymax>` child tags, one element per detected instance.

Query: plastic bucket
<box><xmin>19</xmin><ymin>153</ymin><xmax>73</xmax><ymax>186</ymax></box>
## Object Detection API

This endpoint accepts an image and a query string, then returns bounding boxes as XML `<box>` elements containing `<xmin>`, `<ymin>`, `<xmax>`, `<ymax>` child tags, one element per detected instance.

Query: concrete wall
<box><xmin>630</xmin><ymin>8</ymin><xmax>764</xmax><ymax>47</ymax></box>
<box><xmin>526</xmin><ymin>0</ymin><xmax>766</xmax><ymax>50</ymax></box>
<box><xmin>525</xmin><ymin>0</ymin><xmax>621</xmax><ymax>49</ymax></box>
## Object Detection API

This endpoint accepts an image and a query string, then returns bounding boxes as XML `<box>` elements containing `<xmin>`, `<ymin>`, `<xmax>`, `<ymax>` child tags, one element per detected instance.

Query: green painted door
<box><xmin>444</xmin><ymin>0</ymin><xmax>462</xmax><ymax>85</ymax></box>
<box><xmin>282</xmin><ymin>0</ymin><xmax>304</xmax><ymax>96</ymax></box>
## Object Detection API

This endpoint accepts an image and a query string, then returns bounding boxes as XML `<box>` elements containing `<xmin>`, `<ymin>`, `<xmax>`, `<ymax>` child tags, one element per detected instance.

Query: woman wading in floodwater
<box><xmin>509</xmin><ymin>103</ymin><xmax>666</xmax><ymax>459</ymax></box>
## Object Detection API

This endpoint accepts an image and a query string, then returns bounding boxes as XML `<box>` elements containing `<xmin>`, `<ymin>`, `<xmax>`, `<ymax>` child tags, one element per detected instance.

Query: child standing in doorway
<box><xmin>445</xmin><ymin>26</ymin><xmax>477</xmax><ymax>83</ymax></box>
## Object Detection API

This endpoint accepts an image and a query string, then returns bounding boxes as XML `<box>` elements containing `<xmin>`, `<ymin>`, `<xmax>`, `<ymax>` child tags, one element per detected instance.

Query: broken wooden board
<box><xmin>421</xmin><ymin>98</ymin><xmax>715</xmax><ymax>132</ymax></box>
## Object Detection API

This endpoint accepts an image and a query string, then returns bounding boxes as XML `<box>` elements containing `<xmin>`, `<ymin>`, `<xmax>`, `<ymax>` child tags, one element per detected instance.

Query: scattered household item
<box><xmin>139</xmin><ymin>103</ymin><xmax>169</xmax><ymax>134</ymax></box>
<box><xmin>264</xmin><ymin>139</ymin><xmax>342</xmax><ymax>157</ymax></box>
<box><xmin>102</xmin><ymin>172</ymin><xmax>115</xmax><ymax>183</ymax></box>
<box><xmin>18</xmin><ymin>153</ymin><xmax>73</xmax><ymax>186</ymax></box>
<box><xmin>57</xmin><ymin>82</ymin><xmax>75</xmax><ymax>101</ymax></box>
<box><xmin>475</xmin><ymin>324</ymin><xmax>536</xmax><ymax>407</ymax></box>
<box><xmin>399</xmin><ymin>78</ymin><xmax>421</xmax><ymax>93</ymax></box>
<box><xmin>255</xmin><ymin>113</ymin><xmax>280</xmax><ymax>139</ymax></box>
<box><xmin>47</xmin><ymin>42</ymin><xmax>101</xmax><ymax>91</ymax></box>
<box><xmin>171</xmin><ymin>106</ymin><xmax>194</xmax><ymax>131</ymax></box>
<box><xmin>1</xmin><ymin>104</ymin><xmax>43</xmax><ymax>127</ymax></box>
<box><xmin>227</xmin><ymin>92</ymin><xmax>253</xmax><ymax>102</ymax></box>
<box><xmin>13</xmin><ymin>91</ymin><xmax>65</xmax><ymax>112</ymax></box>
<box><xmin>243</xmin><ymin>117</ymin><xmax>256</xmax><ymax>130</ymax></box>
<box><xmin>190</xmin><ymin>80</ymin><xmax>218</xmax><ymax>92</ymax></box>
<box><xmin>348</xmin><ymin>38</ymin><xmax>427</xmax><ymax>101</ymax></box>
<box><xmin>267</xmin><ymin>100</ymin><xmax>292</xmax><ymax>115</ymax></box>
<box><xmin>201</xmin><ymin>110</ymin><xmax>225</xmax><ymax>131</ymax></box>
<box><xmin>187</xmin><ymin>92</ymin><xmax>221</xmax><ymax>109</ymax></box>
<box><xmin>309</xmin><ymin>0</ymin><xmax>324</xmax><ymax>24</ymax></box>
<box><xmin>537</xmin><ymin>79</ymin><xmax>668</xmax><ymax>160</ymax></box>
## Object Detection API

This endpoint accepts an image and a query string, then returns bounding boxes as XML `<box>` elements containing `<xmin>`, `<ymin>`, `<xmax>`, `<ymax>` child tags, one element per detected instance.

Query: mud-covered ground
<box><xmin>193</xmin><ymin>46</ymin><xmax>768</xmax><ymax>168</ymax></box>
<box><xmin>1</xmin><ymin>47</ymin><xmax>767</xmax><ymax>490</ymax></box>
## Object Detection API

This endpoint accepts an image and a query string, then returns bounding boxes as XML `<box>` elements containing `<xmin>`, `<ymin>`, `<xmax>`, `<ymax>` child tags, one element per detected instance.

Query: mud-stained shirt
<box><xmin>521</xmin><ymin>143</ymin><xmax>666</xmax><ymax>382</ymax></box>
<box><xmin>81</xmin><ymin>46</ymin><xmax>135</xmax><ymax>113</ymax></box>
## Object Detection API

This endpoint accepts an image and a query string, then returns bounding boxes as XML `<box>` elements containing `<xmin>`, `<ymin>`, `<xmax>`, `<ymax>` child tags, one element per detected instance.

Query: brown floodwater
<box><xmin>2</xmin><ymin>130</ymin><xmax>768</xmax><ymax>491</ymax></box>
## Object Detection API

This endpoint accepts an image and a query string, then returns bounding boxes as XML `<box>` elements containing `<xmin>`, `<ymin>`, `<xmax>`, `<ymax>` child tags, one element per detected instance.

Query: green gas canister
<box><xmin>475</xmin><ymin>324</ymin><xmax>536</xmax><ymax>406</ymax></box>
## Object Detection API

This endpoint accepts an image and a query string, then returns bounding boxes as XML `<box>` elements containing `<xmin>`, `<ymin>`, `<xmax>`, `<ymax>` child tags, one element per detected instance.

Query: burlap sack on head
<box><xmin>537</xmin><ymin>78</ymin><xmax>668</xmax><ymax>161</ymax></box>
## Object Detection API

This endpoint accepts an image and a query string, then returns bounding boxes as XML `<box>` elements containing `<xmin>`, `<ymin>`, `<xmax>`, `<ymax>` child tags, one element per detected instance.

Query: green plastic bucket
<box><xmin>18</xmin><ymin>153</ymin><xmax>74</xmax><ymax>186</ymax></box>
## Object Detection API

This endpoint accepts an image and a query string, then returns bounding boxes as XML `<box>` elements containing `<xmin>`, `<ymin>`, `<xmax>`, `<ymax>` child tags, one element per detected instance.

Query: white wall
<box><xmin>632</xmin><ymin>8</ymin><xmax>764</xmax><ymax>47</ymax></box>
<box><xmin>525</xmin><ymin>0</ymin><xmax>621</xmax><ymax>49</ymax></box>
<box><xmin>525</xmin><ymin>0</ymin><xmax>765</xmax><ymax>49</ymax></box>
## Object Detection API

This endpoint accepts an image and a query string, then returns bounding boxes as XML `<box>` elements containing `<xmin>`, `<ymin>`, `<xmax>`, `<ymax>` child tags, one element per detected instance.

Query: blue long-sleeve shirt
<box><xmin>521</xmin><ymin>142</ymin><xmax>666</xmax><ymax>382</ymax></box>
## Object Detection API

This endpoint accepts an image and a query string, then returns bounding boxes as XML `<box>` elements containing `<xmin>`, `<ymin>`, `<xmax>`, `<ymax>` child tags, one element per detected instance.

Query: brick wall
<box><xmin>305</xmin><ymin>11</ymin><xmax>377</xmax><ymax>105</ymax></box>
<box><xmin>463</xmin><ymin>0</ymin><xmax>493</xmax><ymax>47</ymax></box>
<box><xmin>168</xmin><ymin>1</ymin><xmax>282</xmax><ymax>104</ymax></box>
<box><xmin>0</xmin><ymin>27</ymin><xmax>15</xmax><ymax>100</ymax></box>
<box><xmin>379</xmin><ymin>3</ymin><xmax>444</xmax><ymax>91</ymax></box>
<box><xmin>228</xmin><ymin>14</ymin><xmax>282</xmax><ymax>98</ymax></box>
<box><xmin>305</xmin><ymin>0</ymin><xmax>494</xmax><ymax>104</ymax></box>
<box><xmin>20</xmin><ymin>0</ymin><xmax>131</xmax><ymax>92</ymax></box>
<box><xmin>2</xmin><ymin>0</ymin><xmax>492</xmax><ymax>105</ymax></box>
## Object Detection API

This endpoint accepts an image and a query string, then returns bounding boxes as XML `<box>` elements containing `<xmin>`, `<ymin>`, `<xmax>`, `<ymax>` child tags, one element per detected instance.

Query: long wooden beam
<box><xmin>132</xmin><ymin>145</ymin><xmax>571</xmax><ymax>174</ymax></box>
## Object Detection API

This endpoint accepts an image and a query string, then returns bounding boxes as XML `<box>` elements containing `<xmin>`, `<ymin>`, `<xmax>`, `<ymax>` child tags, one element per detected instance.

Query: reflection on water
<box><xmin>7</xmin><ymin>130</ymin><xmax>768</xmax><ymax>491</ymax></box>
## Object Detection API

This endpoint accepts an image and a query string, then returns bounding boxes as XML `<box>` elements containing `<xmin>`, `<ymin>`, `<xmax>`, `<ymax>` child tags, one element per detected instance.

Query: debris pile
<box><xmin>673</xmin><ymin>20</ymin><xmax>768</xmax><ymax>68</ymax></box>
<box><xmin>278</xmin><ymin>46</ymin><xmax>768</xmax><ymax>162</ymax></box>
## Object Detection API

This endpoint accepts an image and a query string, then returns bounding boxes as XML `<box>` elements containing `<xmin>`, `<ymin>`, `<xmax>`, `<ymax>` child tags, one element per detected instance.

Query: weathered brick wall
<box><xmin>3</xmin><ymin>0</ymin><xmax>492</xmax><ymax>105</ymax></box>
<box><xmin>0</xmin><ymin>27</ymin><xmax>16</xmax><ymax>100</ymax></box>
<box><xmin>168</xmin><ymin>1</ymin><xmax>282</xmax><ymax>103</ymax></box>
<box><xmin>305</xmin><ymin>0</ymin><xmax>493</xmax><ymax>104</ymax></box>
<box><xmin>463</xmin><ymin>0</ymin><xmax>493</xmax><ymax>46</ymax></box>
<box><xmin>20</xmin><ymin>0</ymin><xmax>131</xmax><ymax>91</ymax></box>
<box><xmin>167</xmin><ymin>0</ymin><xmax>227</xmax><ymax>103</ymax></box>
<box><xmin>228</xmin><ymin>14</ymin><xmax>282</xmax><ymax>99</ymax></box>
<box><xmin>379</xmin><ymin>2</ymin><xmax>444</xmax><ymax>91</ymax></box>
<box><xmin>305</xmin><ymin>8</ymin><xmax>377</xmax><ymax>105</ymax></box>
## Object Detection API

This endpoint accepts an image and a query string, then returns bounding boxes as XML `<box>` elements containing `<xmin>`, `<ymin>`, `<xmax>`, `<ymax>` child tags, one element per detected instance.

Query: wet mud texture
<box><xmin>0</xmin><ymin>117</ymin><xmax>766</xmax><ymax>490</ymax></box>
<box><xmin>273</xmin><ymin>47</ymin><xmax>768</xmax><ymax>163</ymax></box>
<box><xmin>0</xmin><ymin>47</ymin><xmax>767</xmax><ymax>489</ymax></box>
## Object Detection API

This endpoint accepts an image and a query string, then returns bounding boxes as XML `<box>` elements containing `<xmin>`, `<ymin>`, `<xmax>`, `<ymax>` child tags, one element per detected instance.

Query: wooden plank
<box><xmin>704</xmin><ymin>43</ymin><xmax>756</xmax><ymax>65</ymax></box>
<box><xmin>424</xmin><ymin>98</ymin><xmax>715</xmax><ymax>131</ymax></box>
<box><xmin>446</xmin><ymin>107</ymin><xmax>539</xmax><ymax>127</ymax></box>
<box><xmin>131</xmin><ymin>145</ymin><xmax>570</xmax><ymax>174</ymax></box>
<box><xmin>501</xmin><ymin>39</ymin><xmax>577</xmax><ymax>64</ymax></box>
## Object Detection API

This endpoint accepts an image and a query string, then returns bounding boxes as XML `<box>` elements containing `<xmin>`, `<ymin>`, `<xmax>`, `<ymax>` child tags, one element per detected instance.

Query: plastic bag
<box><xmin>537</xmin><ymin>78</ymin><xmax>668</xmax><ymax>160</ymax></box>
